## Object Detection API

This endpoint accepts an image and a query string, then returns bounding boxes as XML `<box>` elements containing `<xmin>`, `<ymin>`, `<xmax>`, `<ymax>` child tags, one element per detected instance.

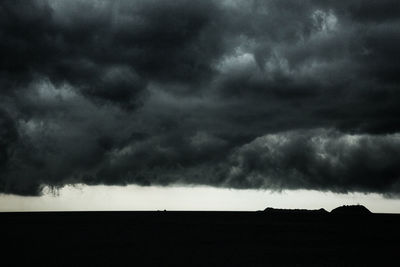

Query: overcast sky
<box><xmin>1</xmin><ymin>0</ymin><xmax>400</xmax><ymax>206</ymax></box>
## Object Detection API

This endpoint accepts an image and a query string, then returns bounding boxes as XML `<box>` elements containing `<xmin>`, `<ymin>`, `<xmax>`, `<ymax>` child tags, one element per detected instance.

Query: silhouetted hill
<box><xmin>264</xmin><ymin>207</ymin><xmax>329</xmax><ymax>215</ymax></box>
<box><xmin>263</xmin><ymin>205</ymin><xmax>372</xmax><ymax>215</ymax></box>
<box><xmin>331</xmin><ymin>205</ymin><xmax>372</xmax><ymax>215</ymax></box>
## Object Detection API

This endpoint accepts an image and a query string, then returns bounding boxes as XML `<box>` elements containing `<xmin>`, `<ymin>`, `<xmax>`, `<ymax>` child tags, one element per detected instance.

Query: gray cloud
<box><xmin>225</xmin><ymin>129</ymin><xmax>400</xmax><ymax>194</ymax></box>
<box><xmin>1</xmin><ymin>0</ymin><xmax>400</xmax><ymax>195</ymax></box>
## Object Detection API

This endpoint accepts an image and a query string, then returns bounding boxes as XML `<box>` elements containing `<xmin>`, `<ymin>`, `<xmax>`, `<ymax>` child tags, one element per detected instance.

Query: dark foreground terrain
<box><xmin>1</xmin><ymin>211</ymin><xmax>399</xmax><ymax>266</ymax></box>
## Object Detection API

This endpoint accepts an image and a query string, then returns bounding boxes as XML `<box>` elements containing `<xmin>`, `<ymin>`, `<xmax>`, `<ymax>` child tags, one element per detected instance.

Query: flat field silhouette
<box><xmin>1</xmin><ymin>208</ymin><xmax>398</xmax><ymax>266</ymax></box>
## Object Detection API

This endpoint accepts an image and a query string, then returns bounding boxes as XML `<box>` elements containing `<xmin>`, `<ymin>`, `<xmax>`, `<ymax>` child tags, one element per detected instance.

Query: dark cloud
<box><xmin>0</xmin><ymin>0</ymin><xmax>400</xmax><ymax>196</ymax></box>
<box><xmin>224</xmin><ymin>129</ymin><xmax>400</xmax><ymax>194</ymax></box>
<box><xmin>0</xmin><ymin>109</ymin><xmax>17</xmax><ymax>169</ymax></box>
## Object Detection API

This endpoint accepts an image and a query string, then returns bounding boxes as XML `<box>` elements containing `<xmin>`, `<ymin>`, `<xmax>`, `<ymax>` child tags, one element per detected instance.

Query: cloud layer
<box><xmin>1</xmin><ymin>0</ymin><xmax>400</xmax><ymax>195</ymax></box>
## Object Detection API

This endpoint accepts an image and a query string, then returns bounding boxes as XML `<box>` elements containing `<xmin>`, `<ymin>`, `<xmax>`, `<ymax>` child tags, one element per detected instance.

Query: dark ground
<box><xmin>1</xmin><ymin>211</ymin><xmax>399</xmax><ymax>266</ymax></box>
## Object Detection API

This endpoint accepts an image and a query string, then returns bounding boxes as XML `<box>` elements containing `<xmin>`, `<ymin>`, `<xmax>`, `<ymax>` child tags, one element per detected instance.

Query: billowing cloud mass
<box><xmin>1</xmin><ymin>0</ymin><xmax>400</xmax><ymax>195</ymax></box>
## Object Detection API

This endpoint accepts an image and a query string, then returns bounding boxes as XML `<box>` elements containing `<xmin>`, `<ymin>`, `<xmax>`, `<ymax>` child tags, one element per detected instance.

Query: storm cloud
<box><xmin>1</xmin><ymin>0</ymin><xmax>400</xmax><ymax>195</ymax></box>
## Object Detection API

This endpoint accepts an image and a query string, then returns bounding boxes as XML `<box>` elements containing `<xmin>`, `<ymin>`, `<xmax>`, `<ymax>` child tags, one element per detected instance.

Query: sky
<box><xmin>1</xmin><ymin>185</ymin><xmax>400</xmax><ymax>213</ymax></box>
<box><xmin>1</xmin><ymin>0</ymin><xmax>400</xmax><ymax>211</ymax></box>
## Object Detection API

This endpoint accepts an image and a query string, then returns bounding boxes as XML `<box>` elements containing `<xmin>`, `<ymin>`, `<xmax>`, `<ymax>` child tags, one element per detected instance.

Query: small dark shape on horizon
<box><xmin>264</xmin><ymin>207</ymin><xmax>329</xmax><ymax>215</ymax></box>
<box><xmin>331</xmin><ymin>205</ymin><xmax>372</xmax><ymax>215</ymax></box>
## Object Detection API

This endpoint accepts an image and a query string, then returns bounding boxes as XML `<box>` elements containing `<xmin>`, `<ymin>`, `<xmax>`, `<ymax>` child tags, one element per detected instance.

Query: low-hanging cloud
<box><xmin>225</xmin><ymin>129</ymin><xmax>400</xmax><ymax>195</ymax></box>
<box><xmin>1</xmin><ymin>0</ymin><xmax>400</xmax><ymax>195</ymax></box>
